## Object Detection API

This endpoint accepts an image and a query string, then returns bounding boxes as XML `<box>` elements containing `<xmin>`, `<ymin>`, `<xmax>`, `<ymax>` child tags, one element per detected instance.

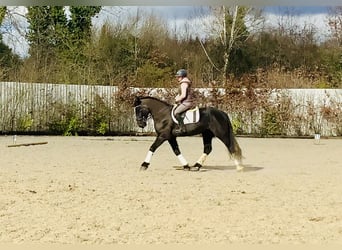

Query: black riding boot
<box><xmin>174</xmin><ymin>114</ymin><xmax>186</xmax><ymax>135</ymax></box>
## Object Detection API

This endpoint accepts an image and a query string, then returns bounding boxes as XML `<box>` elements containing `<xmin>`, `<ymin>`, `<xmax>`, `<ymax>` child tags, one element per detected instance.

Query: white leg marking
<box><xmin>177</xmin><ymin>154</ymin><xmax>188</xmax><ymax>166</ymax></box>
<box><xmin>144</xmin><ymin>151</ymin><xmax>153</xmax><ymax>163</ymax></box>
<box><xmin>196</xmin><ymin>153</ymin><xmax>208</xmax><ymax>165</ymax></box>
<box><xmin>234</xmin><ymin>159</ymin><xmax>244</xmax><ymax>171</ymax></box>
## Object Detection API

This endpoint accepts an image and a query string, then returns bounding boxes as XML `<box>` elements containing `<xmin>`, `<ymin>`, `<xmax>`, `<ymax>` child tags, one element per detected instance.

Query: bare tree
<box><xmin>0</xmin><ymin>6</ymin><xmax>29</xmax><ymax>57</ymax></box>
<box><xmin>195</xmin><ymin>6</ymin><xmax>263</xmax><ymax>85</ymax></box>
<box><xmin>328</xmin><ymin>6</ymin><xmax>342</xmax><ymax>45</ymax></box>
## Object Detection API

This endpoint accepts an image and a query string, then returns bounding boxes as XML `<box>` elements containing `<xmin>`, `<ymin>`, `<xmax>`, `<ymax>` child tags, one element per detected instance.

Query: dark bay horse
<box><xmin>133</xmin><ymin>96</ymin><xmax>243</xmax><ymax>171</ymax></box>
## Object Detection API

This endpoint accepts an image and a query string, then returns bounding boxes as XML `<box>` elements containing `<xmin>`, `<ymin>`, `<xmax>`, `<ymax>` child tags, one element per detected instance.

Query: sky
<box><xmin>0</xmin><ymin>6</ymin><xmax>335</xmax><ymax>58</ymax></box>
<box><xmin>98</xmin><ymin>6</ymin><xmax>332</xmax><ymax>20</ymax></box>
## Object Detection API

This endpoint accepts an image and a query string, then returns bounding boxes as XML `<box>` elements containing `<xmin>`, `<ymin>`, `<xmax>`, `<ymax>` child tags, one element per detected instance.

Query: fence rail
<box><xmin>0</xmin><ymin>82</ymin><xmax>125</xmax><ymax>134</ymax></box>
<box><xmin>0</xmin><ymin>81</ymin><xmax>341</xmax><ymax>136</ymax></box>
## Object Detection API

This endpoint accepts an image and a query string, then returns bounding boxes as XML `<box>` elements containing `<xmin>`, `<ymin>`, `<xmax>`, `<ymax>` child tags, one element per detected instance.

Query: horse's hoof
<box><xmin>183</xmin><ymin>165</ymin><xmax>190</xmax><ymax>171</ymax></box>
<box><xmin>236</xmin><ymin>165</ymin><xmax>244</xmax><ymax>172</ymax></box>
<box><xmin>191</xmin><ymin>163</ymin><xmax>202</xmax><ymax>171</ymax></box>
<box><xmin>140</xmin><ymin>162</ymin><xmax>149</xmax><ymax>170</ymax></box>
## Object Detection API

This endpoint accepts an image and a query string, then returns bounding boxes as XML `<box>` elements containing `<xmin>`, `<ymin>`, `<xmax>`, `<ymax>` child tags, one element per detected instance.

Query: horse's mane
<box><xmin>139</xmin><ymin>96</ymin><xmax>172</xmax><ymax>107</ymax></box>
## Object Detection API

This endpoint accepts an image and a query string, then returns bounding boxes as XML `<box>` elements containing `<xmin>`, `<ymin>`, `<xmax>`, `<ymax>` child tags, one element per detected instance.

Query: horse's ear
<box><xmin>133</xmin><ymin>96</ymin><xmax>141</xmax><ymax>107</ymax></box>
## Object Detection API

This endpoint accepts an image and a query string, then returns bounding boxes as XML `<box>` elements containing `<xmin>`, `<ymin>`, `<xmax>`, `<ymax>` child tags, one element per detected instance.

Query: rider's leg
<box><xmin>174</xmin><ymin>104</ymin><xmax>188</xmax><ymax>134</ymax></box>
<box><xmin>175</xmin><ymin>113</ymin><xmax>186</xmax><ymax>133</ymax></box>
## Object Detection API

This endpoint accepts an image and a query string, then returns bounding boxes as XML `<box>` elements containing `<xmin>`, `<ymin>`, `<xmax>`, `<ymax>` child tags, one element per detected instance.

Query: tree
<box><xmin>26</xmin><ymin>6</ymin><xmax>101</xmax><ymax>57</ymax></box>
<box><xmin>328</xmin><ymin>6</ymin><xmax>342</xmax><ymax>45</ymax></box>
<box><xmin>25</xmin><ymin>6</ymin><xmax>101</xmax><ymax>83</ymax></box>
<box><xmin>26</xmin><ymin>7</ymin><xmax>68</xmax><ymax>55</ymax></box>
<box><xmin>197</xmin><ymin>6</ymin><xmax>263</xmax><ymax>85</ymax></box>
<box><xmin>131</xmin><ymin>10</ymin><xmax>174</xmax><ymax>87</ymax></box>
<box><xmin>0</xmin><ymin>6</ymin><xmax>21</xmax><ymax>80</ymax></box>
<box><xmin>323</xmin><ymin>8</ymin><xmax>342</xmax><ymax>88</ymax></box>
<box><xmin>89</xmin><ymin>22</ymin><xmax>136</xmax><ymax>85</ymax></box>
<box><xmin>68</xmin><ymin>6</ymin><xmax>101</xmax><ymax>49</ymax></box>
<box><xmin>0</xmin><ymin>6</ymin><xmax>6</xmax><ymax>25</ymax></box>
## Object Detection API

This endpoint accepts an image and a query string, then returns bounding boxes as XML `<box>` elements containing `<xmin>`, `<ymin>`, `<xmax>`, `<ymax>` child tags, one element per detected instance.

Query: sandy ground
<box><xmin>0</xmin><ymin>135</ymin><xmax>341</xmax><ymax>244</ymax></box>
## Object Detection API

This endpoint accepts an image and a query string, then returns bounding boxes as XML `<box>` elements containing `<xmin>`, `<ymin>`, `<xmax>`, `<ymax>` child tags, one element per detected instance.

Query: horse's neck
<box><xmin>144</xmin><ymin>98</ymin><xmax>170</xmax><ymax>118</ymax></box>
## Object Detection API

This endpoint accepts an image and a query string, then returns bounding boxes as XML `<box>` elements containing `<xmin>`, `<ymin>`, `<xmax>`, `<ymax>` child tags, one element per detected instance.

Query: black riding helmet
<box><xmin>175</xmin><ymin>69</ymin><xmax>187</xmax><ymax>77</ymax></box>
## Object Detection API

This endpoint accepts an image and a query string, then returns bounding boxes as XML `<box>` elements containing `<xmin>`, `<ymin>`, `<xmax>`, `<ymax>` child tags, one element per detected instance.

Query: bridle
<box><xmin>134</xmin><ymin>100</ymin><xmax>173</xmax><ymax>123</ymax></box>
<box><xmin>134</xmin><ymin>105</ymin><xmax>151</xmax><ymax>123</ymax></box>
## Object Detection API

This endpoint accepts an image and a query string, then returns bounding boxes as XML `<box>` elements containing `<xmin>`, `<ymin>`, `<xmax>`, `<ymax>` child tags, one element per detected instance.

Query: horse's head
<box><xmin>133</xmin><ymin>96</ymin><xmax>150</xmax><ymax>128</ymax></box>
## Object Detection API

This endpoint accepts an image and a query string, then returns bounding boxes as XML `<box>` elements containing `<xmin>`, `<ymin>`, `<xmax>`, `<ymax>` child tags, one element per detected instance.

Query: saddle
<box><xmin>171</xmin><ymin>105</ymin><xmax>200</xmax><ymax>125</ymax></box>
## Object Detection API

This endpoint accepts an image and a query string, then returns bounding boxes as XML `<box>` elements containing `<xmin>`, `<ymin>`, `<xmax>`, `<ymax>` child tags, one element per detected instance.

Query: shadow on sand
<box><xmin>173</xmin><ymin>164</ymin><xmax>263</xmax><ymax>172</ymax></box>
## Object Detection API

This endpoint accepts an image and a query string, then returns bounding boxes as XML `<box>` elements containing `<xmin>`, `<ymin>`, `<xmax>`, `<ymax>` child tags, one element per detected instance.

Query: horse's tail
<box><xmin>209</xmin><ymin>107</ymin><xmax>243</xmax><ymax>170</ymax></box>
<box><xmin>213</xmin><ymin>108</ymin><xmax>242</xmax><ymax>158</ymax></box>
<box><xmin>227</xmin><ymin>117</ymin><xmax>242</xmax><ymax>161</ymax></box>
<box><xmin>230</xmin><ymin>134</ymin><xmax>242</xmax><ymax>160</ymax></box>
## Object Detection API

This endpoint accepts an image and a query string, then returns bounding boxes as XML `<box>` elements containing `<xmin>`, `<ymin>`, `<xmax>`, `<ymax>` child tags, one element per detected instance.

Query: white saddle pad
<box><xmin>171</xmin><ymin>106</ymin><xmax>200</xmax><ymax>125</ymax></box>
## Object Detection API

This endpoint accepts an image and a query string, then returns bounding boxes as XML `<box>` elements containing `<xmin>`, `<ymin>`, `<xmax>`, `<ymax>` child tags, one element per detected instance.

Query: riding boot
<box><xmin>174</xmin><ymin>114</ymin><xmax>186</xmax><ymax>135</ymax></box>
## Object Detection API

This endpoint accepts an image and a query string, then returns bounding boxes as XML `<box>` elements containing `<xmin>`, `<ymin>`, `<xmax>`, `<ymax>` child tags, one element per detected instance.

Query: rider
<box><xmin>174</xmin><ymin>69</ymin><xmax>195</xmax><ymax>134</ymax></box>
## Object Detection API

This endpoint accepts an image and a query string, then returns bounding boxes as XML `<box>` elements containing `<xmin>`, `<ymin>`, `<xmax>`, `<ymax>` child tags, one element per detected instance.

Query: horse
<box><xmin>133</xmin><ymin>96</ymin><xmax>243</xmax><ymax>171</ymax></box>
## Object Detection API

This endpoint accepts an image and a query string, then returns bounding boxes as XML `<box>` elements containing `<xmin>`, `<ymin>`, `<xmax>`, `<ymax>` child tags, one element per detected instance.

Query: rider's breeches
<box><xmin>174</xmin><ymin>103</ymin><xmax>189</xmax><ymax>116</ymax></box>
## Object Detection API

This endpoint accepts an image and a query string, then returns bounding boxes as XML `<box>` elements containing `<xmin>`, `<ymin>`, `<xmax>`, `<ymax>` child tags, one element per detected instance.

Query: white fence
<box><xmin>0</xmin><ymin>81</ymin><xmax>341</xmax><ymax>136</ymax></box>
<box><xmin>0</xmin><ymin>82</ymin><xmax>122</xmax><ymax>134</ymax></box>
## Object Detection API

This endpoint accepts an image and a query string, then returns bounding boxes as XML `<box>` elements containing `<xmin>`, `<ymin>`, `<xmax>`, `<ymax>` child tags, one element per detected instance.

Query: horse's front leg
<box><xmin>168</xmin><ymin>137</ymin><xmax>190</xmax><ymax>170</ymax></box>
<box><xmin>140</xmin><ymin>135</ymin><xmax>167</xmax><ymax>170</ymax></box>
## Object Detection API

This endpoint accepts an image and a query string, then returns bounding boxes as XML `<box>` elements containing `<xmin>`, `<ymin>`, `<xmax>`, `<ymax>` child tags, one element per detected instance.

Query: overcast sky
<box><xmin>102</xmin><ymin>6</ymin><xmax>331</xmax><ymax>19</ymax></box>
<box><xmin>1</xmin><ymin>6</ymin><xmax>334</xmax><ymax>58</ymax></box>
<box><xmin>96</xmin><ymin>6</ymin><xmax>332</xmax><ymax>41</ymax></box>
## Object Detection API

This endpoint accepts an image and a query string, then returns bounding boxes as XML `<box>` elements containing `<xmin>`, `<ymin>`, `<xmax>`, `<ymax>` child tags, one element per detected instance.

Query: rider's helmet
<box><xmin>175</xmin><ymin>69</ymin><xmax>187</xmax><ymax>77</ymax></box>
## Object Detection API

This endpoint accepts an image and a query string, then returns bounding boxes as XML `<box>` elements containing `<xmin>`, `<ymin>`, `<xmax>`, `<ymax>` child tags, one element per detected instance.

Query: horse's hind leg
<box><xmin>168</xmin><ymin>137</ymin><xmax>190</xmax><ymax>170</ymax></box>
<box><xmin>192</xmin><ymin>130</ymin><xmax>214</xmax><ymax>171</ymax></box>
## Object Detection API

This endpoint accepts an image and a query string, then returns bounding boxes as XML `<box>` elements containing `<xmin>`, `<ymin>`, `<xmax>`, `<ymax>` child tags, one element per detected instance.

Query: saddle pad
<box><xmin>171</xmin><ymin>106</ymin><xmax>200</xmax><ymax>125</ymax></box>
